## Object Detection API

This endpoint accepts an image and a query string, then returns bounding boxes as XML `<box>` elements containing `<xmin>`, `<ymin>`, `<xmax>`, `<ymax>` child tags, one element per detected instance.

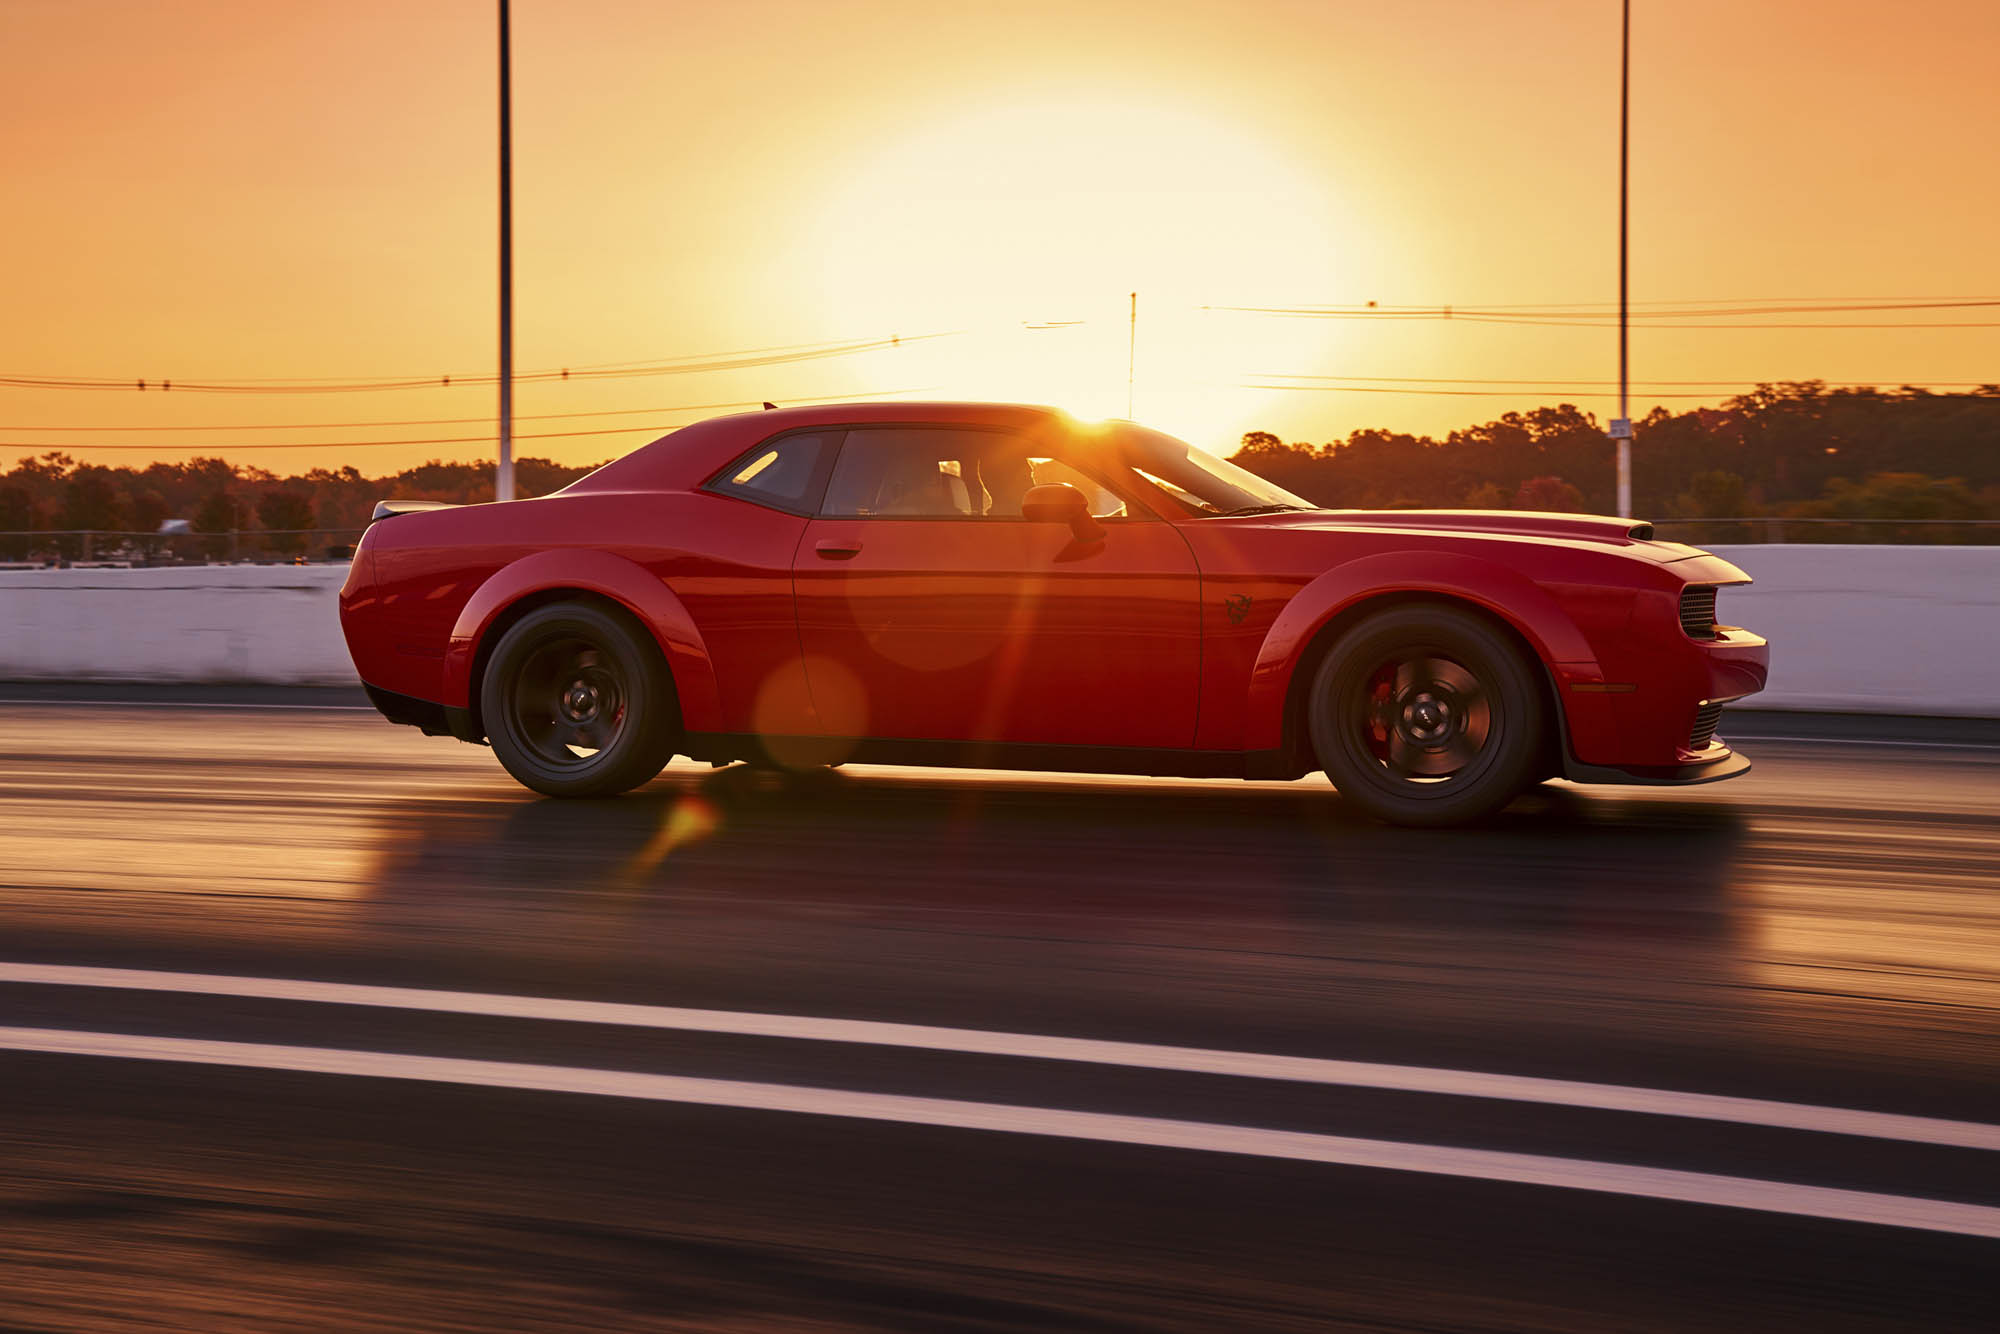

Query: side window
<box><xmin>821</xmin><ymin>428</ymin><xmax>979</xmax><ymax>517</ymax></box>
<box><xmin>819</xmin><ymin>428</ymin><xmax>1134</xmax><ymax>519</ymax></box>
<box><xmin>1026</xmin><ymin>457</ymin><xmax>1128</xmax><ymax>519</ymax></box>
<box><xmin>707</xmin><ymin>432</ymin><xmax>834</xmax><ymax>514</ymax></box>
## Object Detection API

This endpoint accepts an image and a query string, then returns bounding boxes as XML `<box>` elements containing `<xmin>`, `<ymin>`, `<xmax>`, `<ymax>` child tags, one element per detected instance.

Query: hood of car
<box><xmin>1315</xmin><ymin>509</ymin><xmax>1652</xmax><ymax>542</ymax></box>
<box><xmin>1241</xmin><ymin>508</ymin><xmax>1714</xmax><ymax>563</ymax></box>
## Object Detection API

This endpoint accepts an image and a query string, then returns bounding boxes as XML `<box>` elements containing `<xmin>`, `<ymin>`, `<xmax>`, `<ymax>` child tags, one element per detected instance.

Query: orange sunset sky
<box><xmin>2</xmin><ymin>0</ymin><xmax>1996</xmax><ymax>474</ymax></box>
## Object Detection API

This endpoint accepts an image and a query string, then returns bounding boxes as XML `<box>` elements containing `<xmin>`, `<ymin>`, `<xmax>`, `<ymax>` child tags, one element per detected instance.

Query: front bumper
<box><xmin>1556</xmin><ymin>619</ymin><xmax>1770</xmax><ymax>785</ymax></box>
<box><xmin>1560</xmin><ymin>746</ymin><xmax>1752</xmax><ymax>786</ymax></box>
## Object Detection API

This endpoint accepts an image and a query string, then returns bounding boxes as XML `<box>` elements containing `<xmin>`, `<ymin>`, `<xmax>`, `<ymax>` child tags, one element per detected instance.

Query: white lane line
<box><xmin>1725</xmin><ymin>734</ymin><xmax>1998</xmax><ymax>752</ymax></box>
<box><xmin>5</xmin><ymin>962</ymin><xmax>1995</xmax><ymax>1153</ymax></box>
<box><xmin>3</xmin><ymin>1026</ymin><xmax>1995</xmax><ymax>1240</ymax></box>
<box><xmin>0</xmin><ymin>699</ymin><xmax>373</xmax><ymax>711</ymax></box>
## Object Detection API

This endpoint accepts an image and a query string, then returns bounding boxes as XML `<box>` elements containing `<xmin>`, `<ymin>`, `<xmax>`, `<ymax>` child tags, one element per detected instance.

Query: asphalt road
<box><xmin>1</xmin><ymin>689</ymin><xmax>1995</xmax><ymax>1332</ymax></box>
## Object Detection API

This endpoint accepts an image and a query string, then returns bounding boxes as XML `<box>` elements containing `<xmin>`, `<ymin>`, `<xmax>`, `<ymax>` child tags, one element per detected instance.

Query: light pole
<box><xmin>1610</xmin><ymin>0</ymin><xmax>1632</xmax><ymax>518</ymax></box>
<box><xmin>496</xmin><ymin>0</ymin><xmax>515</xmax><ymax>503</ymax></box>
<box><xmin>1126</xmin><ymin>292</ymin><xmax>1137</xmax><ymax>419</ymax></box>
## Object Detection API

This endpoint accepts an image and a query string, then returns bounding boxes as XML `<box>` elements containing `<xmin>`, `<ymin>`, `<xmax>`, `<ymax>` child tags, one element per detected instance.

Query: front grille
<box><xmin>1688</xmin><ymin>701</ymin><xmax>1724</xmax><ymax>751</ymax></box>
<box><xmin>1679</xmin><ymin>585</ymin><xmax>1718</xmax><ymax>639</ymax></box>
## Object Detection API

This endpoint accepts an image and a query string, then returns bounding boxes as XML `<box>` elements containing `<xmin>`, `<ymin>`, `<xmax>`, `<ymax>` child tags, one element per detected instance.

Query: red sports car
<box><xmin>339</xmin><ymin>401</ymin><xmax>1768</xmax><ymax>826</ymax></box>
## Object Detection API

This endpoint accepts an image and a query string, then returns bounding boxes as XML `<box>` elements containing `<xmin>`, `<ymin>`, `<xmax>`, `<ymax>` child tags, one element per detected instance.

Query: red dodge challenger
<box><xmin>339</xmin><ymin>401</ymin><xmax>1768</xmax><ymax>826</ymax></box>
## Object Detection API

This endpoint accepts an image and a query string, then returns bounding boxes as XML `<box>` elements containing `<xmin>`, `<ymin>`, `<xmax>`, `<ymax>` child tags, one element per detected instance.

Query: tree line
<box><xmin>1227</xmin><ymin>382</ymin><xmax>1999</xmax><ymax>541</ymax></box>
<box><xmin>3</xmin><ymin>381</ymin><xmax>1996</xmax><ymax>559</ymax></box>
<box><xmin>0</xmin><ymin>454</ymin><xmax>599</xmax><ymax>559</ymax></box>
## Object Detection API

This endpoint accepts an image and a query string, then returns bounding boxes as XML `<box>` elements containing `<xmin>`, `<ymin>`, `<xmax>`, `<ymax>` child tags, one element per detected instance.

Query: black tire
<box><xmin>480</xmin><ymin>601</ymin><xmax>680</xmax><ymax>798</ymax></box>
<box><xmin>1307</xmin><ymin>604</ymin><xmax>1546</xmax><ymax>827</ymax></box>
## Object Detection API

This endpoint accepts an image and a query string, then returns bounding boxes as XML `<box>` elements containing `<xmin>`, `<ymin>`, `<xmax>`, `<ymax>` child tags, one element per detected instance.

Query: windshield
<box><xmin>1106</xmin><ymin>425</ymin><xmax>1314</xmax><ymax>516</ymax></box>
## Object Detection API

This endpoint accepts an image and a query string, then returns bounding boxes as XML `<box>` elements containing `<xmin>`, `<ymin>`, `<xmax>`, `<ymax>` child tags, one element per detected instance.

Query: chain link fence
<box><xmin>0</xmin><ymin>528</ymin><xmax>367</xmax><ymax>566</ymax></box>
<box><xmin>1648</xmin><ymin>518</ymin><xmax>2000</xmax><ymax>545</ymax></box>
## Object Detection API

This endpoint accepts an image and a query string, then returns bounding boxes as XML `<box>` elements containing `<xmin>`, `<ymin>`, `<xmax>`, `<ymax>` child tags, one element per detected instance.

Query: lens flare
<box><xmin>615</xmin><ymin>795</ymin><xmax>722</xmax><ymax>887</ymax></box>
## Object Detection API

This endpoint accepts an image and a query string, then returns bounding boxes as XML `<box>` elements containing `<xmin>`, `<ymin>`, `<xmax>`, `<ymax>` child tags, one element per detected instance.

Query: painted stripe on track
<box><xmin>1724</xmin><ymin>734</ymin><xmax>1998</xmax><ymax>752</ymax></box>
<box><xmin>5</xmin><ymin>962</ymin><xmax>1995</xmax><ymax>1152</ymax></box>
<box><xmin>4</xmin><ymin>1025</ymin><xmax>1996</xmax><ymax>1240</ymax></box>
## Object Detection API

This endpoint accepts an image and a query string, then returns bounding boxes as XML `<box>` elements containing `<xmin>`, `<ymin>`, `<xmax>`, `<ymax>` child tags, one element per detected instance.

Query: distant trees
<box><xmin>1228</xmin><ymin>383</ymin><xmax>2000</xmax><ymax>540</ymax></box>
<box><xmin>192</xmin><ymin>488</ymin><xmax>243</xmax><ymax>536</ymax></box>
<box><xmin>1511</xmin><ymin>476</ymin><xmax>1585</xmax><ymax>512</ymax></box>
<box><xmin>57</xmin><ymin>465</ymin><xmax>126</xmax><ymax>557</ymax></box>
<box><xmin>1679</xmin><ymin>469</ymin><xmax>1749</xmax><ymax>519</ymax></box>
<box><xmin>128</xmin><ymin>489</ymin><xmax>169</xmax><ymax>537</ymax></box>
<box><xmin>254</xmin><ymin>490</ymin><xmax>317</xmax><ymax>553</ymax></box>
<box><xmin>0</xmin><ymin>484</ymin><xmax>31</xmax><ymax>558</ymax></box>
<box><xmin>1807</xmin><ymin>471</ymin><xmax>1985</xmax><ymax>523</ymax></box>
<box><xmin>1231</xmin><ymin>405</ymin><xmax>1616</xmax><ymax>511</ymax></box>
<box><xmin>0</xmin><ymin>453</ymin><xmax>604</xmax><ymax>561</ymax></box>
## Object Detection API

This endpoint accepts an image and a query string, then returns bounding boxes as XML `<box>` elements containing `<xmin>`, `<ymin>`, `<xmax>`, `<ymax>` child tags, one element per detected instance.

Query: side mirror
<box><xmin>1021</xmin><ymin>483</ymin><xmax>1105</xmax><ymax>543</ymax></box>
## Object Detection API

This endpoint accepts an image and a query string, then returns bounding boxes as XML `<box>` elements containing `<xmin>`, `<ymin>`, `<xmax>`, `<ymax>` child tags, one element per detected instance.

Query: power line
<box><xmin>1237</xmin><ymin>379</ymin><xmax>1999</xmax><ymax>400</ymax></box>
<box><xmin>1233</xmin><ymin>311</ymin><xmax>2000</xmax><ymax>330</ymax></box>
<box><xmin>1240</xmin><ymin>381</ymin><xmax>1724</xmax><ymax>399</ymax></box>
<box><xmin>14</xmin><ymin>294</ymin><xmax>1993</xmax><ymax>395</ymax></box>
<box><xmin>91</xmin><ymin>333</ymin><xmax>938</xmax><ymax>383</ymax></box>
<box><xmin>0</xmin><ymin>389</ymin><xmax>930</xmax><ymax>433</ymax></box>
<box><xmin>1247</xmin><ymin>373</ymin><xmax>1996</xmax><ymax>388</ymax></box>
<box><xmin>1438</xmin><ymin>315</ymin><xmax>2000</xmax><ymax>330</ymax></box>
<box><xmin>1247</xmin><ymin>294</ymin><xmax>2000</xmax><ymax>311</ymax></box>
<box><xmin>0</xmin><ymin>334</ymin><xmax>943</xmax><ymax>387</ymax></box>
<box><xmin>1208</xmin><ymin>298</ymin><xmax>2000</xmax><ymax>318</ymax></box>
<box><xmin>1204</xmin><ymin>298</ymin><xmax>2000</xmax><ymax>329</ymax></box>
<box><xmin>0</xmin><ymin>333</ymin><xmax>958</xmax><ymax>394</ymax></box>
<box><xmin>5</xmin><ymin>423</ymin><xmax>664</xmax><ymax>452</ymax></box>
<box><xmin>0</xmin><ymin>388</ymin><xmax>935</xmax><ymax>452</ymax></box>
<box><xmin>8</xmin><ymin>296</ymin><xmax>1992</xmax><ymax>398</ymax></box>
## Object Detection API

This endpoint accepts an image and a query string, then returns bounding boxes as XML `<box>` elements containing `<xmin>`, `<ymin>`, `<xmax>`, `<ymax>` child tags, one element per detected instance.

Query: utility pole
<box><xmin>496</xmin><ymin>0</ymin><xmax>516</xmax><ymax>502</ymax></box>
<box><xmin>1610</xmin><ymin>0</ymin><xmax>1633</xmax><ymax>518</ymax></box>
<box><xmin>1126</xmin><ymin>292</ymin><xmax>1137</xmax><ymax>419</ymax></box>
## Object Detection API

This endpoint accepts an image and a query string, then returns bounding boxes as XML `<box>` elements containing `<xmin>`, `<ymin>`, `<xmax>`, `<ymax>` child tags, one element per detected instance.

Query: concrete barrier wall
<box><xmin>1</xmin><ymin>547</ymin><xmax>1995</xmax><ymax>714</ymax></box>
<box><xmin>1705</xmin><ymin>545</ymin><xmax>1998</xmax><ymax>717</ymax></box>
<box><xmin>0</xmin><ymin>566</ymin><xmax>358</xmax><ymax>687</ymax></box>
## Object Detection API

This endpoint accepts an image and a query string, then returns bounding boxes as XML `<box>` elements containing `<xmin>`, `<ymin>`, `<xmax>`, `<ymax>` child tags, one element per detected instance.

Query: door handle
<box><xmin>814</xmin><ymin>538</ymin><xmax>862</xmax><ymax>560</ymax></box>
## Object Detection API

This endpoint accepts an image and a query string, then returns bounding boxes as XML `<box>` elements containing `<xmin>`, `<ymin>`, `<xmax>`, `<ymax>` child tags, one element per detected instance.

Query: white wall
<box><xmin>1706</xmin><ymin>545</ymin><xmax>1998</xmax><ymax>717</ymax></box>
<box><xmin>1</xmin><ymin>548</ymin><xmax>1995</xmax><ymax>714</ymax></box>
<box><xmin>0</xmin><ymin>565</ymin><xmax>358</xmax><ymax>687</ymax></box>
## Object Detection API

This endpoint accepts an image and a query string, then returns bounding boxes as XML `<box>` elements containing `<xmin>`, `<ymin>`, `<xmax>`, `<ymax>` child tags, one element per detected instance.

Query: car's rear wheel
<box><xmin>481</xmin><ymin>601</ymin><xmax>679</xmax><ymax>797</ymax></box>
<box><xmin>1307</xmin><ymin>604</ymin><xmax>1546</xmax><ymax>827</ymax></box>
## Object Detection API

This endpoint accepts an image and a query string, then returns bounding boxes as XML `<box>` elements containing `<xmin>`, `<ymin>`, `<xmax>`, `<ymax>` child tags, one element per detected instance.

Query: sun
<box><xmin>801</xmin><ymin>95</ymin><xmax>1365</xmax><ymax>448</ymax></box>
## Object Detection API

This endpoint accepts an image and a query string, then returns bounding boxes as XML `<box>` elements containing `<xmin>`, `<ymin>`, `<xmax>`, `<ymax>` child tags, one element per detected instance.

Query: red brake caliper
<box><xmin>1365</xmin><ymin>666</ymin><xmax>1395</xmax><ymax>762</ymax></box>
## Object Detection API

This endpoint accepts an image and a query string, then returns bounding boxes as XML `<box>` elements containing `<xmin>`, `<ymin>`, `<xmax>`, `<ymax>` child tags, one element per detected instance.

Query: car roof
<box><xmin>711</xmin><ymin>400</ymin><xmax>1063</xmax><ymax>431</ymax></box>
<box><xmin>566</xmin><ymin>400</ymin><xmax>1070</xmax><ymax>492</ymax></box>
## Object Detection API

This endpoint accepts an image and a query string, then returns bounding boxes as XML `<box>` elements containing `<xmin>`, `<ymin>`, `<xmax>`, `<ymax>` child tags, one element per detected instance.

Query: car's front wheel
<box><xmin>480</xmin><ymin>601</ymin><xmax>679</xmax><ymax>797</ymax></box>
<box><xmin>1307</xmin><ymin>604</ymin><xmax>1546</xmax><ymax>827</ymax></box>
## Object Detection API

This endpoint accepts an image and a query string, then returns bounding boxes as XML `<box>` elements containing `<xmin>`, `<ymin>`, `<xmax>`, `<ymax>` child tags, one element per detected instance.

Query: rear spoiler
<box><xmin>369</xmin><ymin>500</ymin><xmax>459</xmax><ymax>525</ymax></box>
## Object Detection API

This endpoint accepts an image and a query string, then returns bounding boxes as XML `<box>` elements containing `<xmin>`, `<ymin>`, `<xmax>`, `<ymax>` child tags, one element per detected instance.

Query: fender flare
<box><xmin>442</xmin><ymin>549</ymin><xmax>722</xmax><ymax>734</ymax></box>
<box><xmin>1241</xmin><ymin>550</ymin><xmax>1601</xmax><ymax>752</ymax></box>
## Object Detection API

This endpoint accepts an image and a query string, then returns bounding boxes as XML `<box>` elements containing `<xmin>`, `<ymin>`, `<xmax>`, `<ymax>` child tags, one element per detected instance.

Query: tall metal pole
<box><xmin>1614</xmin><ymin>0</ymin><xmax>1632</xmax><ymax>518</ymax></box>
<box><xmin>496</xmin><ymin>0</ymin><xmax>515</xmax><ymax>503</ymax></box>
<box><xmin>1126</xmin><ymin>291</ymin><xmax>1137</xmax><ymax>419</ymax></box>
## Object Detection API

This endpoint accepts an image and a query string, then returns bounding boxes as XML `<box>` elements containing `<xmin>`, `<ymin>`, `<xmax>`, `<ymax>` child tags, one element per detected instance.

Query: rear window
<box><xmin>705</xmin><ymin>431</ymin><xmax>835</xmax><ymax>514</ymax></box>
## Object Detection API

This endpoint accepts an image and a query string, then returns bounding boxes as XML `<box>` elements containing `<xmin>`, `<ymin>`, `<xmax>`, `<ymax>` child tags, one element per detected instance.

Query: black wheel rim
<box><xmin>1349</xmin><ymin>652</ymin><xmax>1493</xmax><ymax>784</ymax></box>
<box><xmin>506</xmin><ymin>634</ymin><xmax>629</xmax><ymax>769</ymax></box>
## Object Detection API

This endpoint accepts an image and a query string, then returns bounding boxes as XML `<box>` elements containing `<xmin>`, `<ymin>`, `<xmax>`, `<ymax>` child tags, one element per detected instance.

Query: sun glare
<box><xmin>806</xmin><ymin>97</ymin><xmax>1362</xmax><ymax>447</ymax></box>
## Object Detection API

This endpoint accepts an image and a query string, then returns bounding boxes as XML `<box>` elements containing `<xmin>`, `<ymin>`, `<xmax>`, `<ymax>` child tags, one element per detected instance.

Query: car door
<box><xmin>792</xmin><ymin>424</ymin><xmax>1202</xmax><ymax>748</ymax></box>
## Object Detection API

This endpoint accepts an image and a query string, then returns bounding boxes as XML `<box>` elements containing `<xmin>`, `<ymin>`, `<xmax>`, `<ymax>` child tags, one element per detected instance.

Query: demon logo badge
<box><xmin>1223</xmin><ymin>594</ymin><xmax>1254</xmax><ymax>625</ymax></box>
